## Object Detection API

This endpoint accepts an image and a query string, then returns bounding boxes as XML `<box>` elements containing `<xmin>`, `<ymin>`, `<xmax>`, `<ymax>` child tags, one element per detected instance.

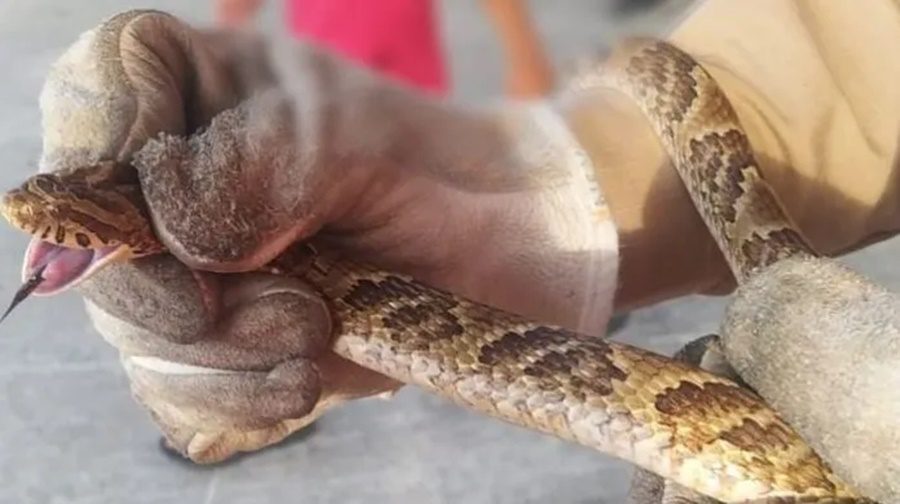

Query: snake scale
<box><xmin>0</xmin><ymin>39</ymin><xmax>873</xmax><ymax>503</ymax></box>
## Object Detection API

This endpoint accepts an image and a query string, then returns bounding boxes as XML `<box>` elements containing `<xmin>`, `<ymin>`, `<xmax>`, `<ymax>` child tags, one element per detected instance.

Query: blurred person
<box><xmin>214</xmin><ymin>0</ymin><xmax>554</xmax><ymax>97</ymax></box>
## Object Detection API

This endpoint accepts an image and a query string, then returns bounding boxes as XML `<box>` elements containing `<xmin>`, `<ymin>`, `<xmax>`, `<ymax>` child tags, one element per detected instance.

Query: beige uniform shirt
<box><xmin>564</xmin><ymin>0</ymin><xmax>900</xmax><ymax>310</ymax></box>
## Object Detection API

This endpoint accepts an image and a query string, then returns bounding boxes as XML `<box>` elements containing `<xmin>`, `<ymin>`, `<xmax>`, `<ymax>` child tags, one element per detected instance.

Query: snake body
<box><xmin>567</xmin><ymin>38</ymin><xmax>815</xmax><ymax>281</ymax></box>
<box><xmin>0</xmin><ymin>39</ymin><xmax>871</xmax><ymax>502</ymax></box>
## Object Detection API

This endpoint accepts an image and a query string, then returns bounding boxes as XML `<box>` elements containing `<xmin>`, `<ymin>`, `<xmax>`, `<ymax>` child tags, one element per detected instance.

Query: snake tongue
<box><xmin>23</xmin><ymin>239</ymin><xmax>100</xmax><ymax>295</ymax></box>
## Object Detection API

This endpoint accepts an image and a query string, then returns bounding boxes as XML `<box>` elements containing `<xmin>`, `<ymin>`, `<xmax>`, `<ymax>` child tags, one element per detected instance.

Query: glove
<box><xmin>36</xmin><ymin>10</ymin><xmax>618</xmax><ymax>462</ymax></box>
<box><xmin>37</xmin><ymin>10</ymin><xmax>404</xmax><ymax>463</ymax></box>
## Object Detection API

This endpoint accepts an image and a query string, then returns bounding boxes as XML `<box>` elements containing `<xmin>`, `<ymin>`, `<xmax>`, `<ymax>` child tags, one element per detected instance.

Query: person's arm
<box><xmin>559</xmin><ymin>0</ymin><xmax>900</xmax><ymax>309</ymax></box>
<box><xmin>481</xmin><ymin>0</ymin><xmax>554</xmax><ymax>98</ymax></box>
<box><xmin>673</xmin><ymin>0</ymin><xmax>900</xmax><ymax>255</ymax></box>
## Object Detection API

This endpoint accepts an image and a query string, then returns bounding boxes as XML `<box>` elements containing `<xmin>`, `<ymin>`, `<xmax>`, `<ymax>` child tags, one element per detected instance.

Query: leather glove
<box><xmin>34</xmin><ymin>10</ymin><xmax>617</xmax><ymax>462</ymax></box>
<box><xmin>36</xmin><ymin>10</ymin><xmax>402</xmax><ymax>464</ymax></box>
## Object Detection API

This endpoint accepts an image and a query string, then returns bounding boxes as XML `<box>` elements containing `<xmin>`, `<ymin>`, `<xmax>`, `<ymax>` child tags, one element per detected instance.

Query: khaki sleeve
<box><xmin>566</xmin><ymin>0</ymin><xmax>900</xmax><ymax>310</ymax></box>
<box><xmin>671</xmin><ymin>0</ymin><xmax>900</xmax><ymax>255</ymax></box>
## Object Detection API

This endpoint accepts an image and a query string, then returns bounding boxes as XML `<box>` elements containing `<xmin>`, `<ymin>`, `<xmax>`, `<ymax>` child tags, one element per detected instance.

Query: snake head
<box><xmin>0</xmin><ymin>163</ymin><xmax>164</xmax><ymax>295</ymax></box>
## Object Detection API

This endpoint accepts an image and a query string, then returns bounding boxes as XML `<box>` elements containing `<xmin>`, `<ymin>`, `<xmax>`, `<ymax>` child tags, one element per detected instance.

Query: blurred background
<box><xmin>0</xmin><ymin>1</ymin><xmax>897</xmax><ymax>503</ymax></box>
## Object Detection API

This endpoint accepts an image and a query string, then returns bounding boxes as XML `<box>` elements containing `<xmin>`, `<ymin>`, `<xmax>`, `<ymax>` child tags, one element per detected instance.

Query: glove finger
<box><xmin>86</xmin><ymin>268</ymin><xmax>401</xmax><ymax>463</ymax></box>
<box><xmin>154</xmin><ymin>408</ymin><xmax>323</xmax><ymax>465</ymax></box>
<box><xmin>77</xmin><ymin>255</ymin><xmax>219</xmax><ymax>344</ymax></box>
<box><xmin>132</xmin><ymin>91</ymin><xmax>318</xmax><ymax>273</ymax></box>
<box><xmin>39</xmin><ymin>9</ymin><xmax>241</xmax><ymax>173</ymax></box>
<box><xmin>85</xmin><ymin>272</ymin><xmax>332</xmax><ymax>369</ymax></box>
<box><xmin>134</xmin><ymin>352</ymin><xmax>402</xmax><ymax>464</ymax></box>
<box><xmin>126</xmin><ymin>357</ymin><xmax>321</xmax><ymax>431</ymax></box>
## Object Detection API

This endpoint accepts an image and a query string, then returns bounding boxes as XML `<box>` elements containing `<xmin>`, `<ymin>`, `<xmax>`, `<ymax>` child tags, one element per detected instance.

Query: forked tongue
<box><xmin>0</xmin><ymin>239</ymin><xmax>96</xmax><ymax>323</ymax></box>
<box><xmin>23</xmin><ymin>238</ymin><xmax>95</xmax><ymax>294</ymax></box>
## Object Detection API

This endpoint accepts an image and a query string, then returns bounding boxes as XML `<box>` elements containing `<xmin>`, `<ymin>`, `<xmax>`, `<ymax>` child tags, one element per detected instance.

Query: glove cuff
<box><xmin>493</xmin><ymin>100</ymin><xmax>621</xmax><ymax>334</ymax></box>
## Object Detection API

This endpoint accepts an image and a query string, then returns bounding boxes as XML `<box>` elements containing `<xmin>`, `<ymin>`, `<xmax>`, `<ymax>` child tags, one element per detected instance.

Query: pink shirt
<box><xmin>285</xmin><ymin>0</ymin><xmax>448</xmax><ymax>95</ymax></box>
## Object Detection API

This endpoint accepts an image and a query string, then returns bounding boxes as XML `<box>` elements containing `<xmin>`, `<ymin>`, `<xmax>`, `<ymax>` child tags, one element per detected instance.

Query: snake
<box><xmin>0</xmin><ymin>38</ymin><xmax>873</xmax><ymax>503</ymax></box>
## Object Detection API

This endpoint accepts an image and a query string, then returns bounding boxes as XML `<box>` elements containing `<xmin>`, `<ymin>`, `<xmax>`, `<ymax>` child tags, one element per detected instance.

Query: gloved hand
<box><xmin>35</xmin><ymin>10</ymin><xmax>617</xmax><ymax>462</ymax></box>
<box><xmin>34</xmin><ymin>10</ymin><xmax>399</xmax><ymax>464</ymax></box>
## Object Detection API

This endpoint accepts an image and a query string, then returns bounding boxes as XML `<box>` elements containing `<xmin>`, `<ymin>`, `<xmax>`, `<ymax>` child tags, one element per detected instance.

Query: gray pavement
<box><xmin>0</xmin><ymin>1</ymin><xmax>896</xmax><ymax>503</ymax></box>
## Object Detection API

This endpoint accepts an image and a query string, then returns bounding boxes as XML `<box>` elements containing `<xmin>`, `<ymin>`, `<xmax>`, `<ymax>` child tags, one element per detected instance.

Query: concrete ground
<box><xmin>0</xmin><ymin>1</ymin><xmax>896</xmax><ymax>503</ymax></box>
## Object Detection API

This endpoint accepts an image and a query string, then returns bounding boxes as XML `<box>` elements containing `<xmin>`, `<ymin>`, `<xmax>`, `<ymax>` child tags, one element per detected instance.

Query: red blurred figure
<box><xmin>214</xmin><ymin>0</ymin><xmax>554</xmax><ymax>98</ymax></box>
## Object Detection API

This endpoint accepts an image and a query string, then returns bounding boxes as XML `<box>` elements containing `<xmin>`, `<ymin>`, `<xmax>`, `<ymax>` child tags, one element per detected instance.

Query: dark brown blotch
<box><xmin>63</xmin><ymin>207</ymin><xmax>121</xmax><ymax>245</ymax></box>
<box><xmin>54</xmin><ymin>225</ymin><xmax>65</xmax><ymax>245</ymax></box>
<box><xmin>655</xmin><ymin>381</ymin><xmax>757</xmax><ymax>417</ymax></box>
<box><xmin>343</xmin><ymin>275</ymin><xmax>464</xmax><ymax>342</ymax></box>
<box><xmin>719</xmin><ymin>417</ymin><xmax>793</xmax><ymax>452</ymax></box>
<box><xmin>69</xmin><ymin>183</ymin><xmax>136</xmax><ymax>218</ymax></box>
<box><xmin>384</xmin><ymin>305</ymin><xmax>431</xmax><ymax>327</ymax></box>
<box><xmin>687</xmin><ymin>130</ymin><xmax>756</xmax><ymax>224</ymax></box>
<box><xmin>432</xmin><ymin>316</ymin><xmax>464</xmax><ymax>339</ymax></box>
<box><xmin>627</xmin><ymin>43</ymin><xmax>699</xmax><ymax>125</ymax></box>
<box><xmin>479</xmin><ymin>327</ymin><xmax>569</xmax><ymax>366</ymax></box>
<box><xmin>74</xmin><ymin>232</ymin><xmax>91</xmax><ymax>248</ymax></box>
<box><xmin>344</xmin><ymin>279</ymin><xmax>393</xmax><ymax>309</ymax></box>
<box><xmin>480</xmin><ymin>327</ymin><xmax>625</xmax><ymax>398</ymax></box>
<box><xmin>344</xmin><ymin>275</ymin><xmax>438</xmax><ymax>310</ymax></box>
<box><xmin>654</xmin><ymin>380</ymin><xmax>786</xmax><ymax>454</ymax></box>
<box><xmin>740</xmin><ymin>228</ymin><xmax>810</xmax><ymax>271</ymax></box>
<box><xmin>379</xmin><ymin>303</ymin><xmax>465</xmax><ymax>341</ymax></box>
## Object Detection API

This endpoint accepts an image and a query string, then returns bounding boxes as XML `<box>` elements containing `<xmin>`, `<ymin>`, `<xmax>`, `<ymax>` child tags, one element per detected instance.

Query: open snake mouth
<box><xmin>23</xmin><ymin>238</ymin><xmax>125</xmax><ymax>295</ymax></box>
